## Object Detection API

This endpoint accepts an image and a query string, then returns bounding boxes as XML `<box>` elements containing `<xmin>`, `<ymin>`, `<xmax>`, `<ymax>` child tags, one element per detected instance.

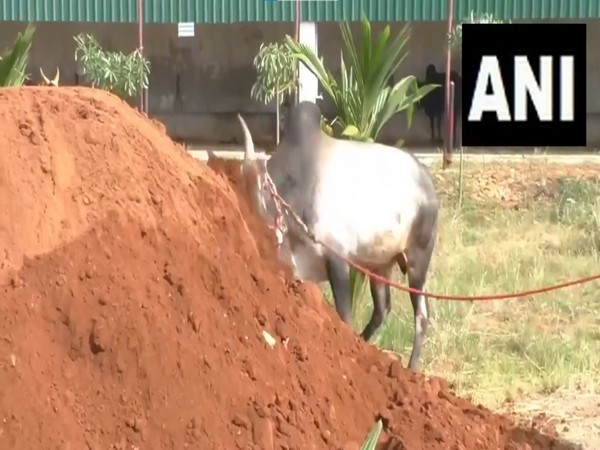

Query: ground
<box><xmin>323</xmin><ymin>158</ymin><xmax>600</xmax><ymax>449</ymax></box>
<box><xmin>3</xmin><ymin>83</ymin><xmax>598</xmax><ymax>448</ymax></box>
<box><xmin>7</xmin><ymin>87</ymin><xmax>580</xmax><ymax>450</ymax></box>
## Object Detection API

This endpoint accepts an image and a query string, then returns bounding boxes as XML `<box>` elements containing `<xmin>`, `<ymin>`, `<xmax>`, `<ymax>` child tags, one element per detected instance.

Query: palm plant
<box><xmin>0</xmin><ymin>24</ymin><xmax>36</xmax><ymax>87</ymax></box>
<box><xmin>285</xmin><ymin>16</ymin><xmax>438</xmax><ymax>322</ymax></box>
<box><xmin>285</xmin><ymin>17</ymin><xmax>437</xmax><ymax>142</ymax></box>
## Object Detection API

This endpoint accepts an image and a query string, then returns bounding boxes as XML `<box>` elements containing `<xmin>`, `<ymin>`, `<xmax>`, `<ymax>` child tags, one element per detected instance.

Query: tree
<box><xmin>74</xmin><ymin>33</ymin><xmax>150</xmax><ymax>100</ymax></box>
<box><xmin>251</xmin><ymin>42</ymin><xmax>298</xmax><ymax>145</ymax></box>
<box><xmin>448</xmin><ymin>11</ymin><xmax>510</xmax><ymax>54</ymax></box>
<box><xmin>0</xmin><ymin>24</ymin><xmax>36</xmax><ymax>87</ymax></box>
<box><xmin>285</xmin><ymin>16</ymin><xmax>438</xmax><ymax>325</ymax></box>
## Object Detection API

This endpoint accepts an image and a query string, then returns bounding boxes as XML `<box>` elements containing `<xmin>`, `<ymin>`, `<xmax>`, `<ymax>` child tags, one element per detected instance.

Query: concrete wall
<box><xmin>2</xmin><ymin>20</ymin><xmax>599</xmax><ymax>148</ymax></box>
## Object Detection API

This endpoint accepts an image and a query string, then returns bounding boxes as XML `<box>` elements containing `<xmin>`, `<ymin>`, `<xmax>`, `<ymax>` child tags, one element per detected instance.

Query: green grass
<box><xmin>323</xmin><ymin>170</ymin><xmax>600</xmax><ymax>409</ymax></box>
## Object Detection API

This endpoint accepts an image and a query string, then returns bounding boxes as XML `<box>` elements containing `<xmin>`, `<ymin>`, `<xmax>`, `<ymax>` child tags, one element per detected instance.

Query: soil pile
<box><xmin>0</xmin><ymin>87</ymin><xmax>574</xmax><ymax>449</ymax></box>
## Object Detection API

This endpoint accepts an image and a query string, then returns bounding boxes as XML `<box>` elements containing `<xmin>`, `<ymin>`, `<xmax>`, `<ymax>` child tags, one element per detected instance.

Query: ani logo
<box><xmin>461</xmin><ymin>23</ymin><xmax>587</xmax><ymax>147</ymax></box>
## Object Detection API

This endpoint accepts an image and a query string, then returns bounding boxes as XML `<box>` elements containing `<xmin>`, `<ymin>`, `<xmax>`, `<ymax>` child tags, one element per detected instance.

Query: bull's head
<box><xmin>238</xmin><ymin>101</ymin><xmax>323</xmax><ymax>224</ymax></box>
<box><xmin>39</xmin><ymin>67</ymin><xmax>60</xmax><ymax>87</ymax></box>
<box><xmin>237</xmin><ymin>114</ymin><xmax>279</xmax><ymax>225</ymax></box>
<box><xmin>238</xmin><ymin>113</ymin><xmax>295</xmax><ymax>260</ymax></box>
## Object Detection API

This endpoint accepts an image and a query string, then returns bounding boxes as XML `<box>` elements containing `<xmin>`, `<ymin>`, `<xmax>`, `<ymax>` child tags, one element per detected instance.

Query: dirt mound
<box><xmin>0</xmin><ymin>87</ymin><xmax>573</xmax><ymax>449</ymax></box>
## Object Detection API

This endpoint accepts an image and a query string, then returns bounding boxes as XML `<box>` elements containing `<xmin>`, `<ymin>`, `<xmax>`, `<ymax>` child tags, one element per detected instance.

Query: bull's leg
<box><xmin>361</xmin><ymin>265</ymin><xmax>393</xmax><ymax>341</ymax></box>
<box><xmin>324</xmin><ymin>255</ymin><xmax>352</xmax><ymax>324</ymax></box>
<box><xmin>405</xmin><ymin>238</ymin><xmax>435</xmax><ymax>372</ymax></box>
<box><xmin>428</xmin><ymin>115</ymin><xmax>435</xmax><ymax>144</ymax></box>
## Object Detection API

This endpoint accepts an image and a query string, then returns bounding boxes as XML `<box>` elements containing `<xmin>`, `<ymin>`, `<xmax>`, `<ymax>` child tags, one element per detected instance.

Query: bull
<box><xmin>237</xmin><ymin>101</ymin><xmax>439</xmax><ymax>371</ymax></box>
<box><xmin>417</xmin><ymin>63</ymin><xmax>462</xmax><ymax>147</ymax></box>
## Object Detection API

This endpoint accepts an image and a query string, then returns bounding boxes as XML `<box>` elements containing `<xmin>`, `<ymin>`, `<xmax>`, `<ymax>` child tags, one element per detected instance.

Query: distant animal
<box><xmin>237</xmin><ymin>101</ymin><xmax>439</xmax><ymax>371</ymax></box>
<box><xmin>39</xmin><ymin>67</ymin><xmax>60</xmax><ymax>87</ymax></box>
<box><xmin>417</xmin><ymin>64</ymin><xmax>462</xmax><ymax>147</ymax></box>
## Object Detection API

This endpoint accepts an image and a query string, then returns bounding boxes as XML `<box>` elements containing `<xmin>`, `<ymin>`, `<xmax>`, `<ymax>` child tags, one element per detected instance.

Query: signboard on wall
<box><xmin>178</xmin><ymin>22</ymin><xmax>195</xmax><ymax>38</ymax></box>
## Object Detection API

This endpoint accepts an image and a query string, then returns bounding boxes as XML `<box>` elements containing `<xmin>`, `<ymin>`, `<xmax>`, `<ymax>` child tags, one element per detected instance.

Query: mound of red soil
<box><xmin>0</xmin><ymin>87</ymin><xmax>573</xmax><ymax>450</ymax></box>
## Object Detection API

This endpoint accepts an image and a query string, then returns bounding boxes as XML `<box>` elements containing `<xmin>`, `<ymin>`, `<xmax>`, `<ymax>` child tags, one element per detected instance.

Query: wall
<box><xmin>1</xmin><ymin>20</ymin><xmax>599</xmax><ymax>148</ymax></box>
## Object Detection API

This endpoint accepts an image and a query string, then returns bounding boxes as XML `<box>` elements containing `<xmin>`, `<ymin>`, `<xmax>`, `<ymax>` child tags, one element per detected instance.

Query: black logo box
<box><xmin>461</xmin><ymin>23</ymin><xmax>587</xmax><ymax>147</ymax></box>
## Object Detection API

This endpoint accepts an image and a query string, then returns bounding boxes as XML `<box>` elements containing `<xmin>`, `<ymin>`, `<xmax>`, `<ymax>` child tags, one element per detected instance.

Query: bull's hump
<box><xmin>325</xmin><ymin>140</ymin><xmax>422</xmax><ymax>177</ymax></box>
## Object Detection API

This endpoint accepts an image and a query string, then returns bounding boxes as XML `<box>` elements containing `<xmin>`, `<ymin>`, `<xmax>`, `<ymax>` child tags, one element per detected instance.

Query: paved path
<box><xmin>187</xmin><ymin>146</ymin><xmax>600</xmax><ymax>167</ymax></box>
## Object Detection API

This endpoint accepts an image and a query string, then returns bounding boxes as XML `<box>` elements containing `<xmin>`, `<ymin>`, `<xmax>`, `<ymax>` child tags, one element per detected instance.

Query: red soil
<box><xmin>0</xmin><ymin>87</ymin><xmax>574</xmax><ymax>450</ymax></box>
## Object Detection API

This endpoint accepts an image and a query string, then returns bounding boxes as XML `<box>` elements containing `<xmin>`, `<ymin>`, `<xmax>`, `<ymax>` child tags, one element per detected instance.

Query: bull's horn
<box><xmin>39</xmin><ymin>67</ymin><xmax>50</xmax><ymax>85</ymax></box>
<box><xmin>237</xmin><ymin>113</ymin><xmax>255</xmax><ymax>160</ymax></box>
<box><xmin>52</xmin><ymin>67</ymin><xmax>60</xmax><ymax>86</ymax></box>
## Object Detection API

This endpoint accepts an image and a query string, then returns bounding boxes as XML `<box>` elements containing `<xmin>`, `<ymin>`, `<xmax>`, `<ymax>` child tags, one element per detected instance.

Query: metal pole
<box><xmin>443</xmin><ymin>0</ymin><xmax>454</xmax><ymax>168</ymax></box>
<box><xmin>447</xmin><ymin>80</ymin><xmax>456</xmax><ymax>161</ymax></box>
<box><xmin>295</xmin><ymin>0</ymin><xmax>300</xmax><ymax>41</ymax></box>
<box><xmin>138</xmin><ymin>0</ymin><xmax>144</xmax><ymax>113</ymax></box>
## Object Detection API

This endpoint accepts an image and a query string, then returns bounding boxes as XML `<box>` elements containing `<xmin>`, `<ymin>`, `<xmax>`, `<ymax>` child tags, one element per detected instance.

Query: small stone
<box><xmin>114</xmin><ymin>436</ymin><xmax>127</xmax><ymax>450</ymax></box>
<box><xmin>254</xmin><ymin>401</ymin><xmax>270</xmax><ymax>418</ymax></box>
<box><xmin>388</xmin><ymin>360</ymin><xmax>404</xmax><ymax>379</ymax></box>
<box><xmin>275</xmin><ymin>416</ymin><xmax>292</xmax><ymax>436</ymax></box>
<box><xmin>187</xmin><ymin>311</ymin><xmax>201</xmax><ymax>333</ymax></box>
<box><xmin>63</xmin><ymin>390</ymin><xmax>75</xmax><ymax>406</ymax></box>
<box><xmin>252</xmin><ymin>417</ymin><xmax>274</xmax><ymax>450</ymax></box>
<box><xmin>9</xmin><ymin>277</ymin><xmax>24</xmax><ymax>289</ymax></box>
<box><xmin>255</xmin><ymin>306</ymin><xmax>268</xmax><ymax>326</ymax></box>
<box><xmin>89</xmin><ymin>320</ymin><xmax>108</xmax><ymax>354</ymax></box>
<box><xmin>294</xmin><ymin>343</ymin><xmax>308</xmax><ymax>362</ymax></box>
<box><xmin>133</xmin><ymin>417</ymin><xmax>146</xmax><ymax>434</ymax></box>
<box><xmin>377</xmin><ymin>408</ymin><xmax>393</xmax><ymax>429</ymax></box>
<box><xmin>232</xmin><ymin>413</ymin><xmax>249</xmax><ymax>429</ymax></box>
<box><xmin>244</xmin><ymin>359</ymin><xmax>257</xmax><ymax>381</ymax></box>
<box><xmin>340</xmin><ymin>442</ymin><xmax>360</xmax><ymax>450</ymax></box>
<box><xmin>274</xmin><ymin>318</ymin><xmax>289</xmax><ymax>340</ymax></box>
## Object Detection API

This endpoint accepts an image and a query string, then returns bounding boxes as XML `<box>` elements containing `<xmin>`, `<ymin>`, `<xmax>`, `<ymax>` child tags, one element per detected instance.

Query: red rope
<box><xmin>324</xmin><ymin>244</ymin><xmax>600</xmax><ymax>301</ymax></box>
<box><xmin>264</xmin><ymin>174</ymin><xmax>600</xmax><ymax>301</ymax></box>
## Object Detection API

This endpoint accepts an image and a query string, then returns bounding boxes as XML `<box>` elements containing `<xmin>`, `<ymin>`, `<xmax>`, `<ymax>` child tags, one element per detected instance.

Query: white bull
<box><xmin>238</xmin><ymin>101</ymin><xmax>439</xmax><ymax>371</ymax></box>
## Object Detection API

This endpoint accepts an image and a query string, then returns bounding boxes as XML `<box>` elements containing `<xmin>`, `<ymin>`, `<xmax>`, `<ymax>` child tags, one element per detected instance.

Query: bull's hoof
<box><xmin>359</xmin><ymin>331</ymin><xmax>373</xmax><ymax>342</ymax></box>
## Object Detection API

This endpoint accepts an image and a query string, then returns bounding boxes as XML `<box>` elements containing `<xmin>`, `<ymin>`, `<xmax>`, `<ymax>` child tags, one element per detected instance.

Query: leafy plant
<box><xmin>285</xmin><ymin>16</ymin><xmax>437</xmax><ymax>142</ymax></box>
<box><xmin>0</xmin><ymin>24</ymin><xmax>36</xmax><ymax>87</ymax></box>
<box><xmin>251</xmin><ymin>42</ymin><xmax>298</xmax><ymax>144</ymax></box>
<box><xmin>285</xmin><ymin>15</ymin><xmax>438</xmax><ymax>318</ymax></box>
<box><xmin>73</xmin><ymin>33</ymin><xmax>150</xmax><ymax>99</ymax></box>
<box><xmin>448</xmin><ymin>11</ymin><xmax>510</xmax><ymax>53</ymax></box>
<box><xmin>360</xmin><ymin>420</ymin><xmax>383</xmax><ymax>450</ymax></box>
